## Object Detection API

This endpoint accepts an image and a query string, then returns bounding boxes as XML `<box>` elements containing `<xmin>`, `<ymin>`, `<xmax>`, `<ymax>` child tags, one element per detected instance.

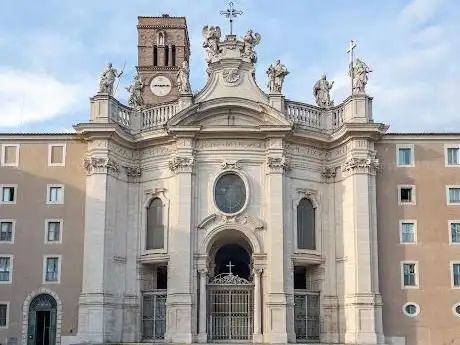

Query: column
<box><xmin>198</xmin><ymin>268</ymin><xmax>208</xmax><ymax>343</ymax></box>
<box><xmin>253</xmin><ymin>267</ymin><xmax>263</xmax><ymax>343</ymax></box>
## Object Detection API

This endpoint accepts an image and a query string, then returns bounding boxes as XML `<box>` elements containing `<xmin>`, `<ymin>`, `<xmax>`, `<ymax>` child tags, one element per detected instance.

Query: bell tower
<box><xmin>137</xmin><ymin>14</ymin><xmax>190</xmax><ymax>105</ymax></box>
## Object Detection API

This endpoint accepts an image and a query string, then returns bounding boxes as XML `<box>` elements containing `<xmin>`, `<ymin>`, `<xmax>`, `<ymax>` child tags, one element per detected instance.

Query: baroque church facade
<box><xmin>1</xmin><ymin>13</ymin><xmax>460</xmax><ymax>345</ymax></box>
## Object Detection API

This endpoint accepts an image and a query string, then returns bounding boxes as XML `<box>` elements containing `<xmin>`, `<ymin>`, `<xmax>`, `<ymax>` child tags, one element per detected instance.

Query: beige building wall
<box><xmin>0</xmin><ymin>136</ymin><xmax>87</xmax><ymax>342</ymax></box>
<box><xmin>376</xmin><ymin>135</ymin><xmax>460</xmax><ymax>345</ymax></box>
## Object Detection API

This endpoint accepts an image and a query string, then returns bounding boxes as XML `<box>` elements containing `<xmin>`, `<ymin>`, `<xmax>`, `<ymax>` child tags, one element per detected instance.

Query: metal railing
<box><xmin>294</xmin><ymin>290</ymin><xmax>320</xmax><ymax>342</ymax></box>
<box><xmin>142</xmin><ymin>290</ymin><xmax>167</xmax><ymax>341</ymax></box>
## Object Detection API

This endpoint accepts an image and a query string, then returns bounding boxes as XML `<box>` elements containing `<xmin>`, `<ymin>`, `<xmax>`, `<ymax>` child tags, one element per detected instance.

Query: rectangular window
<box><xmin>452</xmin><ymin>263</ymin><xmax>460</xmax><ymax>287</ymax></box>
<box><xmin>397</xmin><ymin>145</ymin><xmax>414</xmax><ymax>166</ymax></box>
<box><xmin>48</xmin><ymin>144</ymin><xmax>66</xmax><ymax>166</ymax></box>
<box><xmin>0</xmin><ymin>303</ymin><xmax>8</xmax><ymax>328</ymax></box>
<box><xmin>44</xmin><ymin>256</ymin><xmax>60</xmax><ymax>283</ymax></box>
<box><xmin>450</xmin><ymin>222</ymin><xmax>460</xmax><ymax>244</ymax></box>
<box><xmin>0</xmin><ymin>256</ymin><xmax>12</xmax><ymax>283</ymax></box>
<box><xmin>46</xmin><ymin>220</ymin><xmax>62</xmax><ymax>243</ymax></box>
<box><xmin>0</xmin><ymin>222</ymin><xmax>13</xmax><ymax>243</ymax></box>
<box><xmin>447</xmin><ymin>147</ymin><xmax>460</xmax><ymax>166</ymax></box>
<box><xmin>1</xmin><ymin>145</ymin><xmax>19</xmax><ymax>167</ymax></box>
<box><xmin>47</xmin><ymin>185</ymin><xmax>64</xmax><ymax>204</ymax></box>
<box><xmin>1</xmin><ymin>185</ymin><xmax>16</xmax><ymax>204</ymax></box>
<box><xmin>448</xmin><ymin>187</ymin><xmax>460</xmax><ymax>204</ymax></box>
<box><xmin>400</xmin><ymin>221</ymin><xmax>416</xmax><ymax>244</ymax></box>
<box><xmin>401</xmin><ymin>262</ymin><xmax>418</xmax><ymax>288</ymax></box>
<box><xmin>398</xmin><ymin>185</ymin><xmax>416</xmax><ymax>204</ymax></box>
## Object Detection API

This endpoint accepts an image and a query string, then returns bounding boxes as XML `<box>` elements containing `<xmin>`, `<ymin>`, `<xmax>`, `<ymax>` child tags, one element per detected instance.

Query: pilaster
<box><xmin>263</xmin><ymin>138</ymin><xmax>289</xmax><ymax>343</ymax></box>
<box><xmin>165</xmin><ymin>135</ymin><xmax>195</xmax><ymax>344</ymax></box>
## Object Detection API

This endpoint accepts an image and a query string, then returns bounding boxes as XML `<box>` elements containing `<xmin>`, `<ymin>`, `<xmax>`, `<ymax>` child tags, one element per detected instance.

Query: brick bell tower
<box><xmin>137</xmin><ymin>15</ymin><xmax>190</xmax><ymax>105</ymax></box>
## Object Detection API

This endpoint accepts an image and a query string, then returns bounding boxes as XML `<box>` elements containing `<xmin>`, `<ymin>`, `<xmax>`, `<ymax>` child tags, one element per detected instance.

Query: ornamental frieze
<box><xmin>125</xmin><ymin>166</ymin><xmax>142</xmax><ymax>177</ymax></box>
<box><xmin>321</xmin><ymin>166</ymin><xmax>337</xmax><ymax>179</ymax></box>
<box><xmin>196</xmin><ymin>140</ymin><xmax>264</xmax><ymax>150</ymax></box>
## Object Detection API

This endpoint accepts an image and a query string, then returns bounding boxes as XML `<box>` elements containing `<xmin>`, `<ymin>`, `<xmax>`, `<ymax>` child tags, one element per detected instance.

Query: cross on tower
<box><xmin>220</xmin><ymin>2</ymin><xmax>243</xmax><ymax>35</ymax></box>
<box><xmin>226</xmin><ymin>261</ymin><xmax>235</xmax><ymax>274</ymax></box>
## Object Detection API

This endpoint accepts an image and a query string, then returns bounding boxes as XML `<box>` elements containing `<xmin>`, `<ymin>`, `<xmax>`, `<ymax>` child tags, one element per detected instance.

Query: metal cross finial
<box><xmin>347</xmin><ymin>40</ymin><xmax>357</xmax><ymax>93</ymax></box>
<box><xmin>226</xmin><ymin>261</ymin><xmax>235</xmax><ymax>274</ymax></box>
<box><xmin>220</xmin><ymin>2</ymin><xmax>243</xmax><ymax>35</ymax></box>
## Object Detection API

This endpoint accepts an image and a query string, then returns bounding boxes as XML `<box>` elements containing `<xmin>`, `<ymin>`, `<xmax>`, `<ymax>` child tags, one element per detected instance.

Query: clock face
<box><xmin>150</xmin><ymin>76</ymin><xmax>172</xmax><ymax>96</ymax></box>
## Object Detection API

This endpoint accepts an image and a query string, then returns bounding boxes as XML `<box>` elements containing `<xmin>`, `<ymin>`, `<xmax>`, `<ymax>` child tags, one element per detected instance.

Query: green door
<box><xmin>27</xmin><ymin>294</ymin><xmax>57</xmax><ymax>345</ymax></box>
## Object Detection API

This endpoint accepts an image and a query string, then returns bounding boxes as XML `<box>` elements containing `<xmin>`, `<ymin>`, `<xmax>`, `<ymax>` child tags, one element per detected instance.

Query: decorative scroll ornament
<box><xmin>168</xmin><ymin>156</ymin><xmax>194</xmax><ymax>173</ymax></box>
<box><xmin>341</xmin><ymin>157</ymin><xmax>379</xmax><ymax>174</ymax></box>
<box><xmin>197</xmin><ymin>213</ymin><xmax>264</xmax><ymax>231</ymax></box>
<box><xmin>211</xmin><ymin>272</ymin><xmax>251</xmax><ymax>285</ymax></box>
<box><xmin>321</xmin><ymin>166</ymin><xmax>337</xmax><ymax>179</ymax></box>
<box><xmin>84</xmin><ymin>157</ymin><xmax>120</xmax><ymax>175</ymax></box>
<box><xmin>266</xmin><ymin>156</ymin><xmax>290</xmax><ymax>172</ymax></box>
<box><xmin>125</xmin><ymin>165</ymin><xmax>142</xmax><ymax>177</ymax></box>
<box><xmin>222</xmin><ymin>68</ymin><xmax>241</xmax><ymax>86</ymax></box>
<box><xmin>220</xmin><ymin>160</ymin><xmax>242</xmax><ymax>170</ymax></box>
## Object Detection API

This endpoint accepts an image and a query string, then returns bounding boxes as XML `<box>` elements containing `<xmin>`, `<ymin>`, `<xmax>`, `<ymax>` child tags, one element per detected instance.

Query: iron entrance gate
<box><xmin>142</xmin><ymin>290</ymin><xmax>166</xmax><ymax>341</ymax></box>
<box><xmin>207</xmin><ymin>273</ymin><xmax>254</xmax><ymax>341</ymax></box>
<box><xmin>294</xmin><ymin>291</ymin><xmax>320</xmax><ymax>342</ymax></box>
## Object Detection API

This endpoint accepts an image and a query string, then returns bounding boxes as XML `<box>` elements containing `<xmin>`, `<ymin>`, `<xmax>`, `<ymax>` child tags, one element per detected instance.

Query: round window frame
<box><xmin>452</xmin><ymin>303</ymin><xmax>460</xmax><ymax>317</ymax></box>
<box><xmin>212</xmin><ymin>170</ymin><xmax>250</xmax><ymax>217</ymax></box>
<box><xmin>402</xmin><ymin>302</ymin><xmax>420</xmax><ymax>317</ymax></box>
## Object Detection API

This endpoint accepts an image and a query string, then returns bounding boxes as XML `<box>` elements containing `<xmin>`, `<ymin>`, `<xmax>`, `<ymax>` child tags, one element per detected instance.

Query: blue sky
<box><xmin>0</xmin><ymin>0</ymin><xmax>459</xmax><ymax>133</ymax></box>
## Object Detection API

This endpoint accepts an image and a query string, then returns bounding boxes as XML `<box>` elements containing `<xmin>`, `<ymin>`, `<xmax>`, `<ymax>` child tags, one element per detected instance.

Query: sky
<box><xmin>0</xmin><ymin>0</ymin><xmax>459</xmax><ymax>133</ymax></box>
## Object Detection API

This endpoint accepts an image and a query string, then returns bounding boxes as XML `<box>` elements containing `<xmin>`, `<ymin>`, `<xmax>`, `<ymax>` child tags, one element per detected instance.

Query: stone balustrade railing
<box><xmin>97</xmin><ymin>95</ymin><xmax>365</xmax><ymax>134</ymax></box>
<box><xmin>285</xmin><ymin>100</ymin><xmax>345</xmax><ymax>131</ymax></box>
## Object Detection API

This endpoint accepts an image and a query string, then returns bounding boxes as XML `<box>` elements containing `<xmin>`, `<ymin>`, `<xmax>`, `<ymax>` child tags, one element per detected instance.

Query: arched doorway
<box><xmin>206</xmin><ymin>232</ymin><xmax>254</xmax><ymax>342</ymax></box>
<box><xmin>27</xmin><ymin>294</ymin><xmax>57</xmax><ymax>345</ymax></box>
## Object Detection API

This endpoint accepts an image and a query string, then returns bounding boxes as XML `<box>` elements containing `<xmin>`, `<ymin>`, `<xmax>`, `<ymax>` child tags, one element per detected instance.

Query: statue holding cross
<box><xmin>347</xmin><ymin>40</ymin><xmax>372</xmax><ymax>95</ymax></box>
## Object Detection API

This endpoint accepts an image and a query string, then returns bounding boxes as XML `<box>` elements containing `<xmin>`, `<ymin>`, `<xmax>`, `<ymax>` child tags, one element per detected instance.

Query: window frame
<box><xmin>396</xmin><ymin>144</ymin><xmax>415</xmax><ymax>167</ymax></box>
<box><xmin>46</xmin><ymin>184</ymin><xmax>64</xmax><ymax>205</ymax></box>
<box><xmin>43</xmin><ymin>255</ymin><xmax>62</xmax><ymax>284</ymax></box>
<box><xmin>399</xmin><ymin>220</ymin><xmax>417</xmax><ymax>244</ymax></box>
<box><xmin>142</xmin><ymin>189</ymin><xmax>169</xmax><ymax>254</ymax></box>
<box><xmin>450</xmin><ymin>261</ymin><xmax>460</xmax><ymax>289</ymax></box>
<box><xmin>0</xmin><ymin>301</ymin><xmax>10</xmax><ymax>328</ymax></box>
<box><xmin>452</xmin><ymin>303</ymin><xmax>460</xmax><ymax>317</ymax></box>
<box><xmin>293</xmin><ymin>188</ymin><xmax>320</xmax><ymax>254</ymax></box>
<box><xmin>0</xmin><ymin>255</ymin><xmax>13</xmax><ymax>284</ymax></box>
<box><xmin>44</xmin><ymin>219</ymin><xmax>63</xmax><ymax>244</ymax></box>
<box><xmin>445</xmin><ymin>144</ymin><xmax>460</xmax><ymax>167</ymax></box>
<box><xmin>397</xmin><ymin>184</ymin><xmax>416</xmax><ymax>205</ymax></box>
<box><xmin>0</xmin><ymin>219</ymin><xmax>15</xmax><ymax>244</ymax></box>
<box><xmin>402</xmin><ymin>302</ymin><xmax>420</xmax><ymax>317</ymax></box>
<box><xmin>446</xmin><ymin>185</ymin><xmax>460</xmax><ymax>205</ymax></box>
<box><xmin>448</xmin><ymin>220</ymin><xmax>460</xmax><ymax>245</ymax></box>
<box><xmin>1</xmin><ymin>144</ymin><xmax>20</xmax><ymax>167</ymax></box>
<box><xmin>400</xmin><ymin>261</ymin><xmax>419</xmax><ymax>289</ymax></box>
<box><xmin>47</xmin><ymin>143</ymin><xmax>67</xmax><ymax>167</ymax></box>
<box><xmin>0</xmin><ymin>184</ymin><xmax>17</xmax><ymax>204</ymax></box>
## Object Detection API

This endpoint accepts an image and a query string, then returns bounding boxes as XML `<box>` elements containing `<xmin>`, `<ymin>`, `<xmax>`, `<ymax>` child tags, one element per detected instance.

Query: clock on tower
<box><xmin>137</xmin><ymin>15</ymin><xmax>190</xmax><ymax>106</ymax></box>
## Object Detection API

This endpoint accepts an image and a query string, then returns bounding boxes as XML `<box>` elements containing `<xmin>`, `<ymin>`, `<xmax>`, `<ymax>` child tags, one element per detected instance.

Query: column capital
<box><xmin>253</xmin><ymin>265</ymin><xmax>264</xmax><ymax>274</ymax></box>
<box><xmin>198</xmin><ymin>267</ymin><xmax>208</xmax><ymax>275</ymax></box>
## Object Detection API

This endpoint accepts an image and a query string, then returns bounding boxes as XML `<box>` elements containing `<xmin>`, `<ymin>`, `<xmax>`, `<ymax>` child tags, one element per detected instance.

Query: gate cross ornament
<box><xmin>226</xmin><ymin>261</ymin><xmax>235</xmax><ymax>274</ymax></box>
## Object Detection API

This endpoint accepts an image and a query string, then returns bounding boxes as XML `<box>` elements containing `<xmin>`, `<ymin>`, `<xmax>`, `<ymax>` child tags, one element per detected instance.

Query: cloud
<box><xmin>0</xmin><ymin>69</ymin><xmax>91</xmax><ymax>128</ymax></box>
<box><xmin>400</xmin><ymin>0</ymin><xmax>445</xmax><ymax>25</ymax></box>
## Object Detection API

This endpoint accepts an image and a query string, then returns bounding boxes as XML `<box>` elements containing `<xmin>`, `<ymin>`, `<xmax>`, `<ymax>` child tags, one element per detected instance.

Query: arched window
<box><xmin>146</xmin><ymin>198</ymin><xmax>164</xmax><ymax>250</ymax></box>
<box><xmin>171</xmin><ymin>45</ymin><xmax>176</xmax><ymax>66</ymax></box>
<box><xmin>164</xmin><ymin>46</ymin><xmax>169</xmax><ymax>66</ymax></box>
<box><xmin>158</xmin><ymin>32</ymin><xmax>165</xmax><ymax>45</ymax></box>
<box><xmin>297</xmin><ymin>198</ymin><xmax>316</xmax><ymax>250</ymax></box>
<box><xmin>153</xmin><ymin>45</ymin><xmax>158</xmax><ymax>66</ymax></box>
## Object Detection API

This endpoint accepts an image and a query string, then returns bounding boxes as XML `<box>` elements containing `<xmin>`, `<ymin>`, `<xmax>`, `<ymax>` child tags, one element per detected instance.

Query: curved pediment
<box><xmin>167</xmin><ymin>97</ymin><xmax>292</xmax><ymax>128</ymax></box>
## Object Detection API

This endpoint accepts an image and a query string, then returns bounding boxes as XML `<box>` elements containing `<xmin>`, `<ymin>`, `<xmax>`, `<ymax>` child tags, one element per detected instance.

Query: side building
<box><xmin>0</xmin><ymin>137</ymin><xmax>87</xmax><ymax>345</ymax></box>
<box><xmin>377</xmin><ymin>135</ymin><xmax>460</xmax><ymax>345</ymax></box>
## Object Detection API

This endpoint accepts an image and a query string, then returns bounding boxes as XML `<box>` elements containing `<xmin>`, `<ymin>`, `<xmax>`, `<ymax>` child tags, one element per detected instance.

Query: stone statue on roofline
<box><xmin>241</xmin><ymin>29</ymin><xmax>261</xmax><ymax>63</ymax></box>
<box><xmin>176</xmin><ymin>61</ymin><xmax>191</xmax><ymax>94</ymax></box>
<box><xmin>266</xmin><ymin>60</ymin><xmax>289</xmax><ymax>94</ymax></box>
<box><xmin>125</xmin><ymin>72</ymin><xmax>144</xmax><ymax>110</ymax></box>
<box><xmin>202</xmin><ymin>26</ymin><xmax>222</xmax><ymax>62</ymax></box>
<box><xmin>99</xmin><ymin>63</ymin><xmax>123</xmax><ymax>95</ymax></box>
<box><xmin>313</xmin><ymin>74</ymin><xmax>334</xmax><ymax>108</ymax></box>
<box><xmin>349</xmin><ymin>58</ymin><xmax>372</xmax><ymax>94</ymax></box>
